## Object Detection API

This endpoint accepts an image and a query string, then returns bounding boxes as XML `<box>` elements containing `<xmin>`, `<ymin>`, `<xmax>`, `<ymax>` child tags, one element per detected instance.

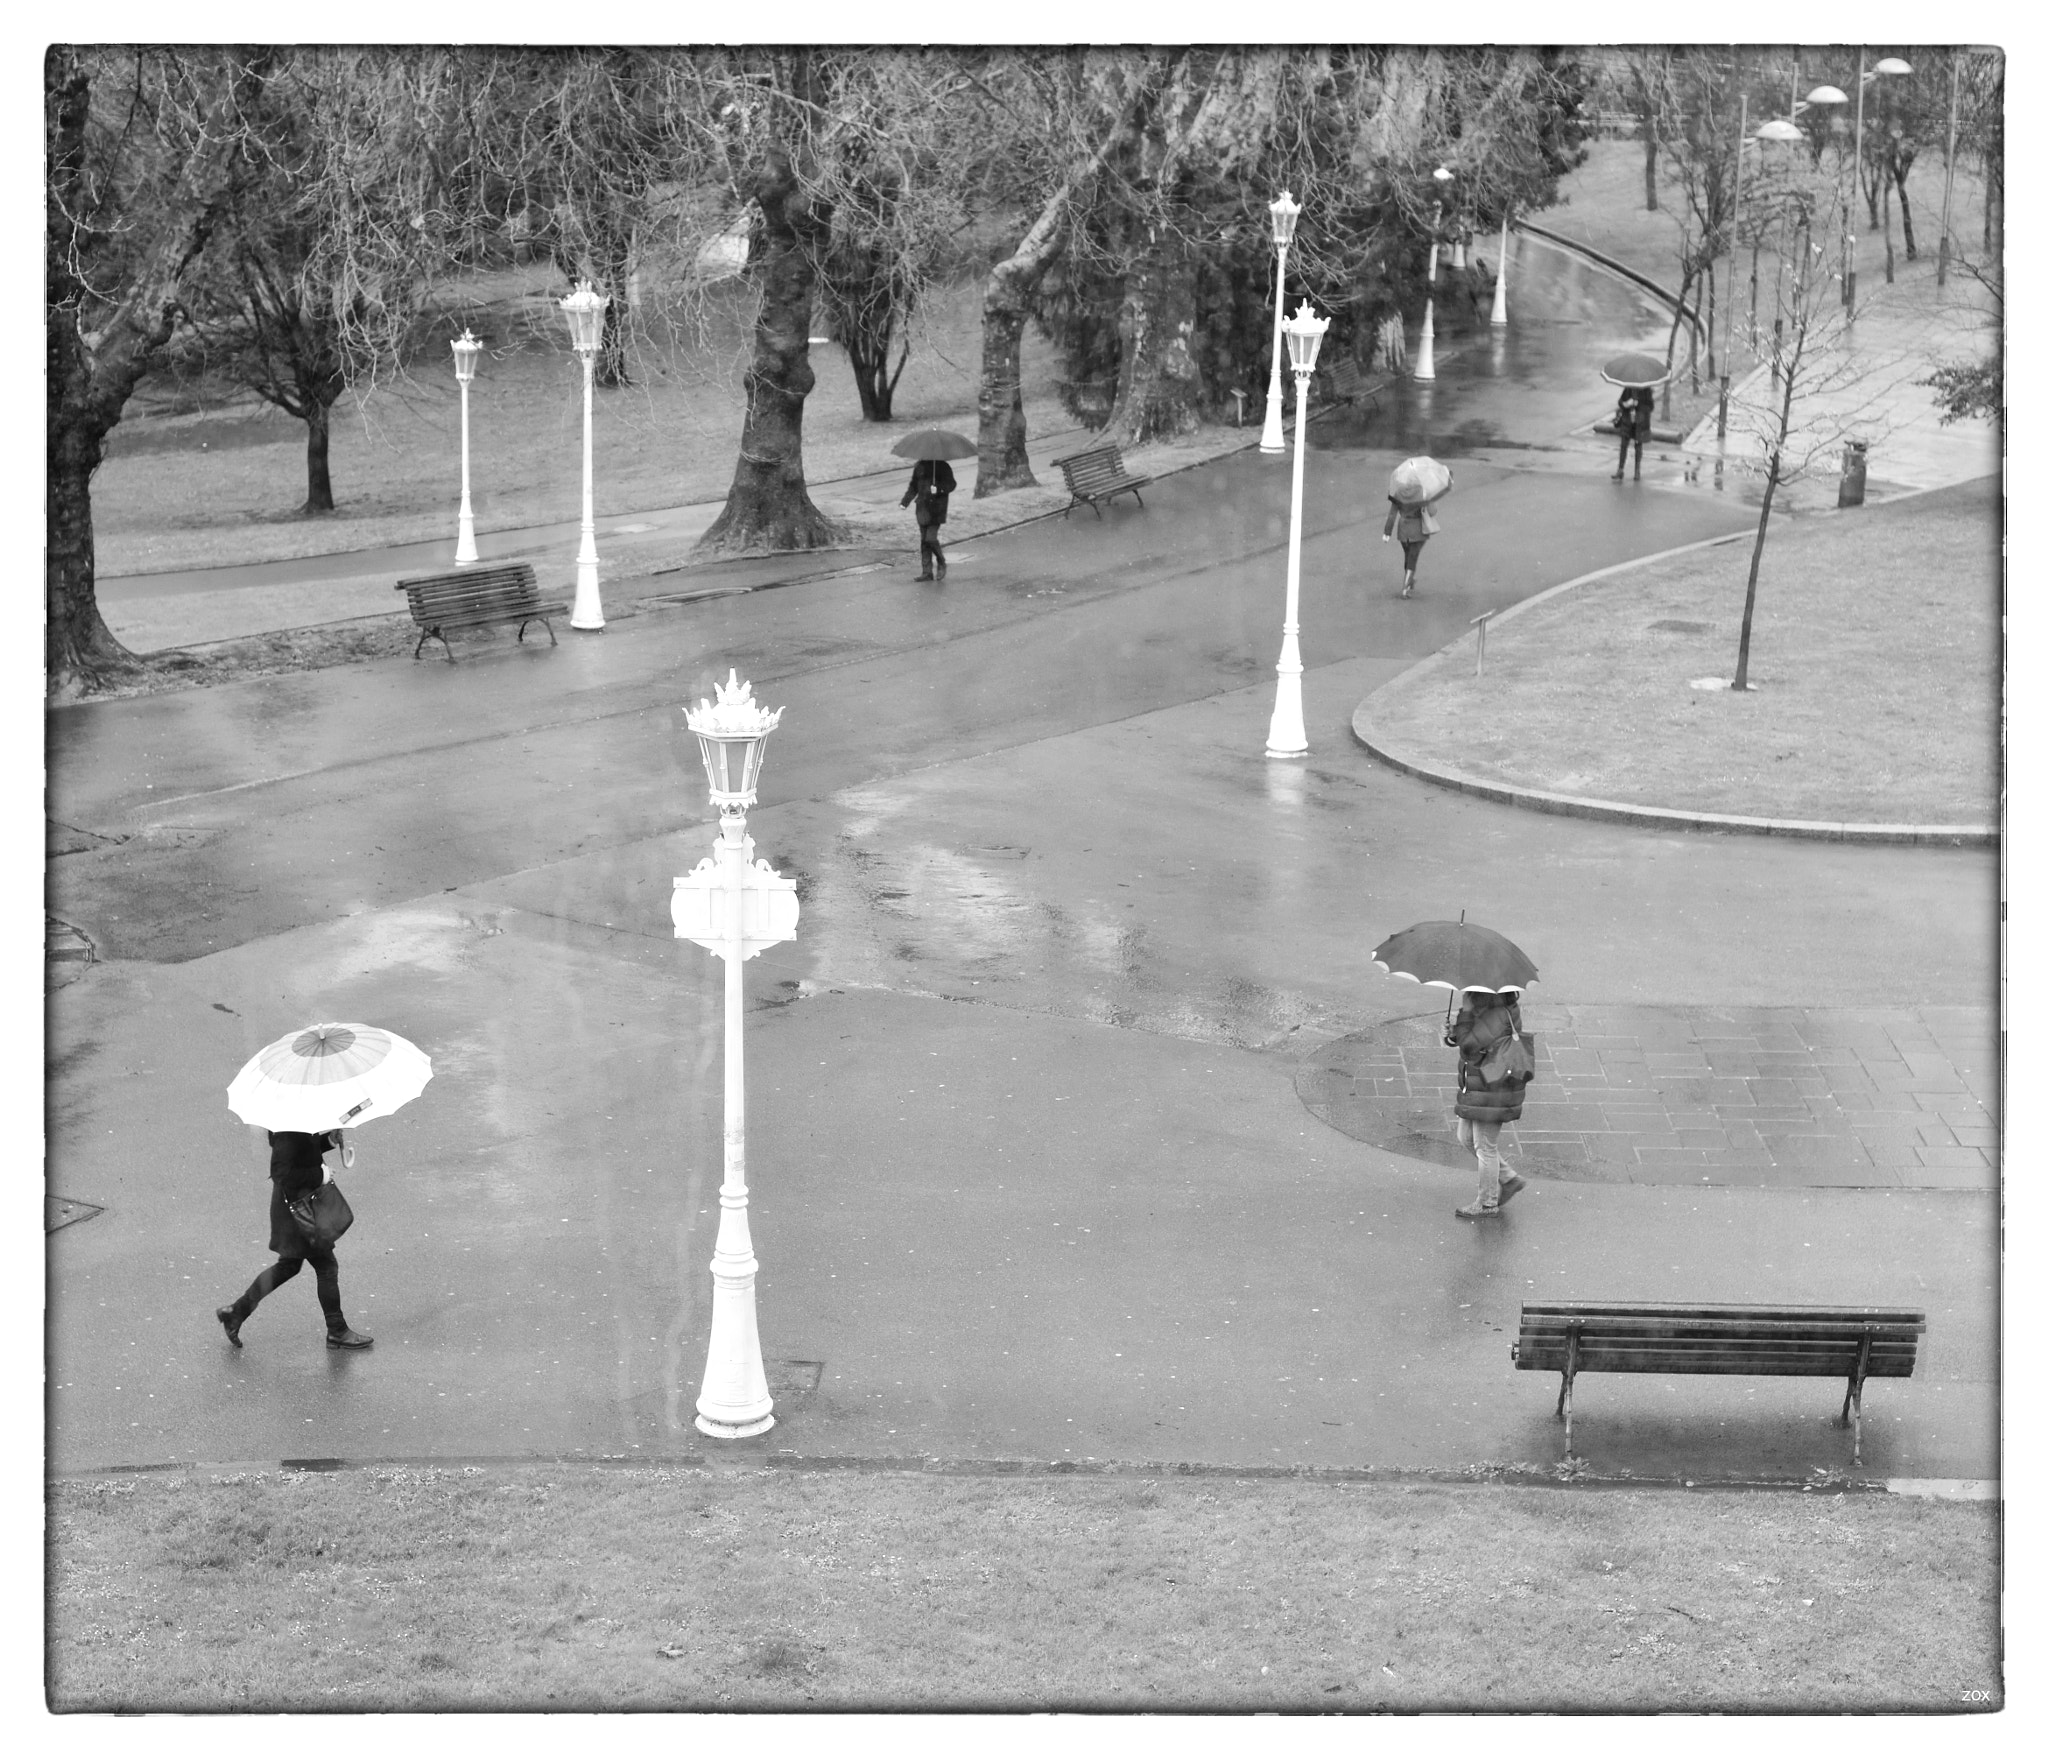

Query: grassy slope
<box><xmin>48</xmin><ymin>1466</ymin><xmax>2000</xmax><ymax>1713</ymax></box>
<box><xmin>1368</xmin><ymin>477</ymin><xmax>2000</xmax><ymax>823</ymax></box>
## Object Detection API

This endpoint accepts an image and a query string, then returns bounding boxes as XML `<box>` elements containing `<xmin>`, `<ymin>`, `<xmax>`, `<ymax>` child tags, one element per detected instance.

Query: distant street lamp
<box><xmin>450</xmin><ymin>329</ymin><xmax>482</xmax><ymax>566</ymax></box>
<box><xmin>1938</xmin><ymin>53</ymin><xmax>1962</xmax><ymax>288</ymax></box>
<box><xmin>1414</xmin><ymin>166</ymin><xmax>1453</xmax><ymax>383</ymax></box>
<box><xmin>560</xmin><ymin>280</ymin><xmax>609</xmax><ymax>630</ymax></box>
<box><xmin>671</xmin><ymin>672</ymin><xmax>800</xmax><ymax>1440</ymax></box>
<box><xmin>1265</xmin><ymin>301</ymin><xmax>1328</xmax><ymax>760</ymax></box>
<box><xmin>1259</xmin><ymin>190</ymin><xmax>1303</xmax><ymax>456</ymax></box>
<box><xmin>1491</xmin><ymin>209</ymin><xmax>1511</xmax><ymax>327</ymax></box>
<box><xmin>1716</xmin><ymin>97</ymin><xmax>1751</xmax><ymax>451</ymax></box>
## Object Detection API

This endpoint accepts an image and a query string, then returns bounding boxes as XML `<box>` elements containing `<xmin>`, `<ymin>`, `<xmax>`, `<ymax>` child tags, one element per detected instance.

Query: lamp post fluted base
<box><xmin>694</xmin><ymin>1257</ymin><xmax>775</xmax><ymax>1438</ymax></box>
<box><xmin>1415</xmin><ymin>301</ymin><xmax>1437</xmax><ymax>381</ymax></box>
<box><xmin>455</xmin><ymin>512</ymin><xmax>478</xmax><ymax>566</ymax></box>
<box><xmin>571</xmin><ymin>547</ymin><xmax>604</xmax><ymax>631</ymax></box>
<box><xmin>1266</xmin><ymin>644</ymin><xmax>1307</xmax><ymax>758</ymax></box>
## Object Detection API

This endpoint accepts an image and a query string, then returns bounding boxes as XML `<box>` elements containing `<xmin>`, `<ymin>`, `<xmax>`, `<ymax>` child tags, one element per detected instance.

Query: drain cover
<box><xmin>1650</xmin><ymin>619</ymin><xmax>1711</xmax><ymax>633</ymax></box>
<box><xmin>766</xmin><ymin>1359</ymin><xmax>824</xmax><ymax>1395</ymax></box>
<box><xmin>47</xmin><ymin>1196</ymin><xmax>104</xmax><ymax>1232</ymax></box>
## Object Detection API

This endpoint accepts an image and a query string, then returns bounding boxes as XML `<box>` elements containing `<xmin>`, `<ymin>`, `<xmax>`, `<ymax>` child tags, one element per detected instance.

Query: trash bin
<box><xmin>1838</xmin><ymin>439</ymin><xmax>1869</xmax><ymax>508</ymax></box>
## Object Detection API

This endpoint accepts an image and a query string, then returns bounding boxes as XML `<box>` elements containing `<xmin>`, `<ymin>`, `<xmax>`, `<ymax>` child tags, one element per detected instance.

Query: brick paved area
<box><xmin>1296</xmin><ymin>1005</ymin><xmax>1998</xmax><ymax>1190</ymax></box>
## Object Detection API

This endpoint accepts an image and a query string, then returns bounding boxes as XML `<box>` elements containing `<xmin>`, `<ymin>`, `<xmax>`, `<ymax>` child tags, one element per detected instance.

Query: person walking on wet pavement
<box><xmin>1381</xmin><ymin>495</ymin><xmax>1439</xmax><ymax>598</ymax></box>
<box><xmin>216</xmin><ymin>1129</ymin><xmax>373</xmax><ymax>1349</ymax></box>
<box><xmin>902</xmin><ymin>458</ymin><xmax>955</xmax><ymax>580</ymax></box>
<box><xmin>1612</xmin><ymin>385</ymin><xmax>1653</xmax><ymax>481</ymax></box>
<box><xmin>1446</xmin><ymin>987</ymin><xmax>1533</xmax><ymax>1219</ymax></box>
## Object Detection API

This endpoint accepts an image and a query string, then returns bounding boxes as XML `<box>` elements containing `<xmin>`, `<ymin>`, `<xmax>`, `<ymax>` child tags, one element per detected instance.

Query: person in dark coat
<box><xmin>901</xmin><ymin>458</ymin><xmax>956</xmax><ymax>580</ymax></box>
<box><xmin>1381</xmin><ymin>495</ymin><xmax>1441</xmax><ymax>598</ymax></box>
<box><xmin>217</xmin><ymin>1129</ymin><xmax>373</xmax><ymax>1349</ymax></box>
<box><xmin>1445</xmin><ymin>987</ymin><xmax>1532</xmax><ymax>1218</ymax></box>
<box><xmin>1612</xmin><ymin>385</ymin><xmax>1654</xmax><ymax>481</ymax></box>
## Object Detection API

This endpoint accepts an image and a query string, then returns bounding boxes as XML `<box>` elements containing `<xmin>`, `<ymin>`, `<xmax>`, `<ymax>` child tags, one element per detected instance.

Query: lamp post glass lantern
<box><xmin>1259</xmin><ymin>189</ymin><xmax>1302</xmax><ymax>455</ymax></box>
<box><xmin>560</xmin><ymin>280</ymin><xmax>609</xmax><ymax>629</ymax></box>
<box><xmin>1265</xmin><ymin>301</ymin><xmax>1327</xmax><ymax>760</ymax></box>
<box><xmin>1415</xmin><ymin>166</ymin><xmax>1453</xmax><ymax>382</ymax></box>
<box><xmin>676</xmin><ymin>671</ymin><xmax>792</xmax><ymax>1440</ymax></box>
<box><xmin>450</xmin><ymin>328</ymin><xmax>482</xmax><ymax>565</ymax></box>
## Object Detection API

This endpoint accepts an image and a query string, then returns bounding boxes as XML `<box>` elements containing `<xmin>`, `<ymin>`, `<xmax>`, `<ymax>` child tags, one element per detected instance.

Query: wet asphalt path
<box><xmin>46</xmin><ymin>235</ymin><xmax>1998</xmax><ymax>1481</ymax></box>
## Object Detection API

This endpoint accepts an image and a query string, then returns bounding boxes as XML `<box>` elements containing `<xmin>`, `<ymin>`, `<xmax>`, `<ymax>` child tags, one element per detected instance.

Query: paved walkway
<box><xmin>1299</xmin><ymin>1004</ymin><xmax>1996</xmax><ymax>1189</ymax></box>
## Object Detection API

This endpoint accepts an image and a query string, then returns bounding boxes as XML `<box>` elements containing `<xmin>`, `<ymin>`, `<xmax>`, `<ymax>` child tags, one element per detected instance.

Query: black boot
<box><xmin>216</xmin><ymin>1305</ymin><xmax>243</xmax><ymax>1348</ymax></box>
<box><xmin>326</xmin><ymin>1327</ymin><xmax>374</xmax><ymax>1350</ymax></box>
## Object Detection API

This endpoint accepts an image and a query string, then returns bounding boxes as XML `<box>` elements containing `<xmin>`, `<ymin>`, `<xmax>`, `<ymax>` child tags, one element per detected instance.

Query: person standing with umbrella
<box><xmin>216</xmin><ymin>1022</ymin><xmax>432</xmax><ymax>1350</ymax></box>
<box><xmin>1372</xmin><ymin>916</ymin><xmax>1537</xmax><ymax>1219</ymax></box>
<box><xmin>1601</xmin><ymin>353</ymin><xmax>1667</xmax><ymax>483</ymax></box>
<box><xmin>892</xmin><ymin>427</ymin><xmax>974</xmax><ymax>582</ymax></box>
<box><xmin>1381</xmin><ymin>456</ymin><xmax>1452</xmax><ymax>599</ymax></box>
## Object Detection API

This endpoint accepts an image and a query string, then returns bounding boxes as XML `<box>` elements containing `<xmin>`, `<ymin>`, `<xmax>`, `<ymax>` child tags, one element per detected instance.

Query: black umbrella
<box><xmin>1600</xmin><ymin>352</ymin><xmax>1673</xmax><ymax>389</ymax></box>
<box><xmin>1372</xmin><ymin>916</ymin><xmax>1538</xmax><ymax>996</ymax></box>
<box><xmin>890</xmin><ymin>428</ymin><xmax>977</xmax><ymax>461</ymax></box>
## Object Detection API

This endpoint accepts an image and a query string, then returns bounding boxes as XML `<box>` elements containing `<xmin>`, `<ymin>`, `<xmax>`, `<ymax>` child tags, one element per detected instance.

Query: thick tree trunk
<box><xmin>843</xmin><ymin>320</ymin><xmax>907</xmax><ymax>422</ymax></box>
<box><xmin>302</xmin><ymin>401</ymin><xmax>335</xmax><ymax>513</ymax></box>
<box><xmin>698</xmin><ymin>147</ymin><xmax>846</xmax><ymax>555</ymax></box>
<box><xmin>45</xmin><ymin>47</ymin><xmax>240</xmax><ymax>698</ymax></box>
<box><xmin>1103</xmin><ymin>225</ymin><xmax>1204</xmax><ymax>450</ymax></box>
<box><xmin>974</xmin><ymin>190</ymin><xmax>1072</xmax><ymax>496</ymax></box>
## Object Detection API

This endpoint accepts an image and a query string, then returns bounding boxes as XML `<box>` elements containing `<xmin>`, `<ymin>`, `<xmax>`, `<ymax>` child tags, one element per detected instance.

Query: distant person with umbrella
<box><xmin>1372</xmin><ymin>916</ymin><xmax>1538</xmax><ymax>1219</ymax></box>
<box><xmin>1602</xmin><ymin>353</ymin><xmax>1667</xmax><ymax>483</ymax></box>
<box><xmin>1381</xmin><ymin>456</ymin><xmax>1452</xmax><ymax>598</ymax></box>
<box><xmin>216</xmin><ymin>1022</ymin><xmax>432</xmax><ymax>1349</ymax></box>
<box><xmin>893</xmin><ymin>427</ymin><xmax>974</xmax><ymax>581</ymax></box>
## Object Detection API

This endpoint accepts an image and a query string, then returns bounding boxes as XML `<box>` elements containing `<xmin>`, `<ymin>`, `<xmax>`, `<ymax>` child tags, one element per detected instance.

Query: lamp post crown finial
<box><xmin>687</xmin><ymin>669</ymin><xmax>783</xmax><ymax>737</ymax></box>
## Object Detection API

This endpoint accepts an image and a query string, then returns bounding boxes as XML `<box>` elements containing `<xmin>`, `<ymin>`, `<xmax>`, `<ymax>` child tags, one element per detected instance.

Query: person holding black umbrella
<box><xmin>1612</xmin><ymin>385</ymin><xmax>1653</xmax><ymax>481</ymax></box>
<box><xmin>1446</xmin><ymin>987</ymin><xmax>1533</xmax><ymax>1219</ymax></box>
<box><xmin>890</xmin><ymin>427</ymin><xmax>975</xmax><ymax>582</ymax></box>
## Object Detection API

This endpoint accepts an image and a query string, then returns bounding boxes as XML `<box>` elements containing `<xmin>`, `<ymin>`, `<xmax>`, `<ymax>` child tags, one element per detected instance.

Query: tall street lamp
<box><xmin>1938</xmin><ymin>52</ymin><xmax>1963</xmax><ymax>288</ymax></box>
<box><xmin>672</xmin><ymin>671</ymin><xmax>800</xmax><ymax>1440</ymax></box>
<box><xmin>560</xmin><ymin>280</ymin><xmax>609</xmax><ymax>630</ymax></box>
<box><xmin>450</xmin><ymin>328</ymin><xmax>482</xmax><ymax>566</ymax></box>
<box><xmin>1716</xmin><ymin>97</ymin><xmax>1751</xmax><ymax>451</ymax></box>
<box><xmin>1264</xmin><ymin>300</ymin><xmax>1328</xmax><ymax>760</ymax></box>
<box><xmin>1259</xmin><ymin>190</ymin><xmax>1302</xmax><ymax>456</ymax></box>
<box><xmin>1869</xmin><ymin>57</ymin><xmax>1913</xmax><ymax>291</ymax></box>
<box><xmin>1414</xmin><ymin>166</ymin><xmax>1453</xmax><ymax>383</ymax></box>
<box><xmin>1490</xmin><ymin>208</ymin><xmax>1511</xmax><ymax>328</ymax></box>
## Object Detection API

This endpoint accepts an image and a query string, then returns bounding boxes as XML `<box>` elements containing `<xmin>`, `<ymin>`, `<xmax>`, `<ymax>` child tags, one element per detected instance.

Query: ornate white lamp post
<box><xmin>1414</xmin><ymin>166</ymin><xmax>1453</xmax><ymax>383</ymax></box>
<box><xmin>1265</xmin><ymin>301</ymin><xmax>1327</xmax><ymax>760</ymax></box>
<box><xmin>1258</xmin><ymin>190</ymin><xmax>1303</xmax><ymax>456</ymax></box>
<box><xmin>450</xmin><ymin>329</ymin><xmax>482</xmax><ymax>565</ymax></box>
<box><xmin>559</xmin><ymin>280</ymin><xmax>609</xmax><ymax>630</ymax></box>
<box><xmin>672</xmin><ymin>672</ymin><xmax>800</xmax><ymax>1440</ymax></box>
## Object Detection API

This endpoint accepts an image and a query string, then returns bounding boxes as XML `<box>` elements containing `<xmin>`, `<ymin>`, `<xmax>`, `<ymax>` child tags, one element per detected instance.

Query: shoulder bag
<box><xmin>286</xmin><ymin>1181</ymin><xmax>355</xmax><ymax>1250</ymax></box>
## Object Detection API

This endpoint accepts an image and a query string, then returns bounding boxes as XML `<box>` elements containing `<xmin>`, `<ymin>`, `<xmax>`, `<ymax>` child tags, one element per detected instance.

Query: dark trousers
<box><xmin>232</xmin><ymin>1249</ymin><xmax>346</xmax><ymax>1333</ymax></box>
<box><xmin>1616</xmin><ymin>430</ymin><xmax>1643</xmax><ymax>475</ymax></box>
<box><xmin>918</xmin><ymin>523</ymin><xmax>946</xmax><ymax>577</ymax></box>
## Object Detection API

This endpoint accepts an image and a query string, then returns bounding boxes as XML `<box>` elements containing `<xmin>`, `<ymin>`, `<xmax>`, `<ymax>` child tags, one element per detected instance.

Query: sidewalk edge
<box><xmin>1348</xmin><ymin>527</ymin><xmax>1999</xmax><ymax>849</ymax></box>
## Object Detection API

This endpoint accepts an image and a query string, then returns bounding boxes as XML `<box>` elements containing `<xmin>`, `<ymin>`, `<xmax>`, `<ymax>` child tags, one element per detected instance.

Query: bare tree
<box><xmin>45</xmin><ymin>46</ymin><xmax>259</xmax><ymax>697</ymax></box>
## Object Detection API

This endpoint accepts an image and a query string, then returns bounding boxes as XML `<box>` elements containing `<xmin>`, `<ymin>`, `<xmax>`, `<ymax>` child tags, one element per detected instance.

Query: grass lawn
<box><xmin>1363</xmin><ymin>477</ymin><xmax>1999</xmax><ymax>825</ymax></box>
<box><xmin>93</xmin><ymin>266</ymin><xmax>1093</xmax><ymax>580</ymax></box>
<box><xmin>47</xmin><ymin>1465</ymin><xmax>1999</xmax><ymax>1713</ymax></box>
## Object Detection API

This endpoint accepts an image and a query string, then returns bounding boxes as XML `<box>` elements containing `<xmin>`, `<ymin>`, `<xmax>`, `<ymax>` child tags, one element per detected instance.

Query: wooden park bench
<box><xmin>1512</xmin><ymin>1300</ymin><xmax>1926</xmax><ymax>1466</ymax></box>
<box><xmin>1051</xmin><ymin>445</ymin><xmax>1152</xmax><ymax>519</ymax></box>
<box><xmin>393</xmin><ymin>562</ymin><xmax>568</xmax><ymax>663</ymax></box>
<box><xmin>1319</xmin><ymin>357</ymin><xmax>1382</xmax><ymax>415</ymax></box>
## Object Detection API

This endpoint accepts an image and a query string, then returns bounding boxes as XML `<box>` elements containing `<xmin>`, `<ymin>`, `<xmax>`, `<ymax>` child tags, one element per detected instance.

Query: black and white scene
<box><xmin>41</xmin><ymin>30</ymin><xmax>2008</xmax><ymax>1716</ymax></box>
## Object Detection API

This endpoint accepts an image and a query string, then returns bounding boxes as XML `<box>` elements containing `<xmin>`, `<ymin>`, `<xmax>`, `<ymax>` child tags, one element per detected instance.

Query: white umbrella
<box><xmin>227</xmin><ymin>1022</ymin><xmax>433</xmax><ymax>1135</ymax></box>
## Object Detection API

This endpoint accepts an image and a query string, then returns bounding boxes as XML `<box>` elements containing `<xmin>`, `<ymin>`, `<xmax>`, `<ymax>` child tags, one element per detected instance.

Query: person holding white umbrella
<box><xmin>215</xmin><ymin>1022</ymin><xmax>432</xmax><ymax>1350</ymax></box>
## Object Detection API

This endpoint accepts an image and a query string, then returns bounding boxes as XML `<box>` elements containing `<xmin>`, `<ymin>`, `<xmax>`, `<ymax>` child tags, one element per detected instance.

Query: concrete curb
<box><xmin>1513</xmin><ymin>218</ymin><xmax>1703</xmax><ymax>339</ymax></box>
<box><xmin>54</xmin><ymin>1452</ymin><xmax>1990</xmax><ymax>1497</ymax></box>
<box><xmin>1349</xmin><ymin>524</ymin><xmax>2000</xmax><ymax>849</ymax></box>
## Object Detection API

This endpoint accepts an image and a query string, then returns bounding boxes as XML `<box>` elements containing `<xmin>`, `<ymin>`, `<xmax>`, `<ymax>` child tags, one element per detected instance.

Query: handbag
<box><xmin>1478</xmin><ymin>1008</ymin><xmax>1537</xmax><ymax>1084</ymax></box>
<box><xmin>286</xmin><ymin>1180</ymin><xmax>354</xmax><ymax>1250</ymax></box>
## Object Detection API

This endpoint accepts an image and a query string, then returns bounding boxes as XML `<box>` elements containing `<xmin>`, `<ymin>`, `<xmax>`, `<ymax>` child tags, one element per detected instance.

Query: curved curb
<box><xmin>1512</xmin><ymin>218</ymin><xmax>1703</xmax><ymax>339</ymax></box>
<box><xmin>1348</xmin><ymin>532</ymin><xmax>1999</xmax><ymax>849</ymax></box>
